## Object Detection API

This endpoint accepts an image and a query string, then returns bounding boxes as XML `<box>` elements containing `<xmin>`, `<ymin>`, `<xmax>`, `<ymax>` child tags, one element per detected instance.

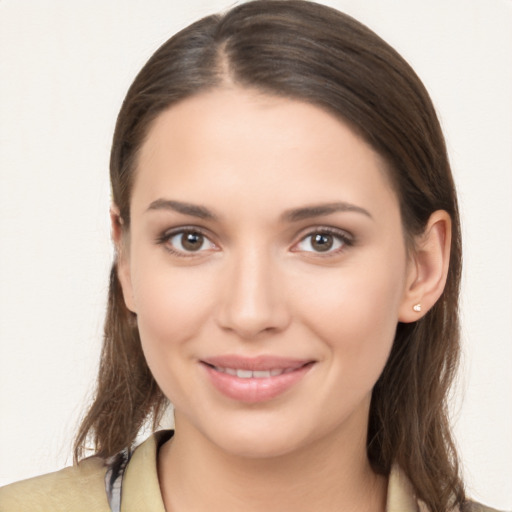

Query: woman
<box><xmin>0</xmin><ymin>1</ymin><xmax>504</xmax><ymax>511</ymax></box>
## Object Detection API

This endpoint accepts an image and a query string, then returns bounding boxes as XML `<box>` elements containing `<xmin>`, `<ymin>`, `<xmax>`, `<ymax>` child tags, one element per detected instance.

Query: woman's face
<box><xmin>118</xmin><ymin>87</ymin><xmax>416</xmax><ymax>458</ymax></box>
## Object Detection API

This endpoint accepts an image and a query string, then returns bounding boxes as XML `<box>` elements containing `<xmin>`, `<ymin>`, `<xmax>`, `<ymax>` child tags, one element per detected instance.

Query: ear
<box><xmin>110</xmin><ymin>205</ymin><xmax>137</xmax><ymax>313</ymax></box>
<box><xmin>398</xmin><ymin>210</ymin><xmax>451</xmax><ymax>323</ymax></box>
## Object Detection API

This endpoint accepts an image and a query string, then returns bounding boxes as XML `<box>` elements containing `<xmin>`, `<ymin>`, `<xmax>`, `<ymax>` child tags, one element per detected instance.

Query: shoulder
<box><xmin>0</xmin><ymin>456</ymin><xmax>110</xmax><ymax>512</ymax></box>
<box><xmin>391</xmin><ymin>466</ymin><xmax>505</xmax><ymax>512</ymax></box>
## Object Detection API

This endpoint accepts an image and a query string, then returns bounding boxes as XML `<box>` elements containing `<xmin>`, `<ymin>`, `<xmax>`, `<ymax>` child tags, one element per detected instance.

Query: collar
<box><xmin>118</xmin><ymin>430</ymin><xmax>420</xmax><ymax>512</ymax></box>
<box><xmin>387</xmin><ymin>464</ymin><xmax>420</xmax><ymax>511</ymax></box>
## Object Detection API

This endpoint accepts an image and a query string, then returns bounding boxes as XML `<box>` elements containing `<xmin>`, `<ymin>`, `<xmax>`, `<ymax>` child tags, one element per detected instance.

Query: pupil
<box><xmin>182</xmin><ymin>232</ymin><xmax>203</xmax><ymax>251</ymax></box>
<box><xmin>312</xmin><ymin>233</ymin><xmax>333</xmax><ymax>252</ymax></box>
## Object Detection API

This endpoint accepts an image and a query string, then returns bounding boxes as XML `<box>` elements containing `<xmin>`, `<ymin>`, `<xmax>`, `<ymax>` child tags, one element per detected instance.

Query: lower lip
<box><xmin>202</xmin><ymin>363</ymin><xmax>313</xmax><ymax>403</ymax></box>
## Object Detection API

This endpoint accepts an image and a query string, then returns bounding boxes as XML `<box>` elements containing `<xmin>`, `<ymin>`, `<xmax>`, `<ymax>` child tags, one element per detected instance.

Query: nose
<box><xmin>215</xmin><ymin>247</ymin><xmax>291</xmax><ymax>339</ymax></box>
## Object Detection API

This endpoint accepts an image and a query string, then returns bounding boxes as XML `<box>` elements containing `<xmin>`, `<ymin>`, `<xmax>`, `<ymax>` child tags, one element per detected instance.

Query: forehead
<box><xmin>132</xmin><ymin>87</ymin><xmax>398</xmax><ymax>222</ymax></box>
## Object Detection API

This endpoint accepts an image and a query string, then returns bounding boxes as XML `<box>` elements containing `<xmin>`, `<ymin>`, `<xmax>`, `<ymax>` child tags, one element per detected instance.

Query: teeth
<box><xmin>236</xmin><ymin>369</ymin><xmax>253</xmax><ymax>378</ymax></box>
<box><xmin>253</xmin><ymin>370</ymin><xmax>271</xmax><ymax>378</ymax></box>
<box><xmin>213</xmin><ymin>366</ymin><xmax>286</xmax><ymax>378</ymax></box>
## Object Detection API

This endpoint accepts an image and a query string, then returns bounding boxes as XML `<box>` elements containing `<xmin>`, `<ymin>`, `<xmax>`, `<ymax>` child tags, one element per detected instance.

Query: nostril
<box><xmin>214</xmin><ymin>261</ymin><xmax>291</xmax><ymax>338</ymax></box>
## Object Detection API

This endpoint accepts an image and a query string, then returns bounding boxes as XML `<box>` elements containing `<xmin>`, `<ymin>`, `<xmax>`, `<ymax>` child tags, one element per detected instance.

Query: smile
<box><xmin>200</xmin><ymin>356</ymin><xmax>314</xmax><ymax>403</ymax></box>
<box><xmin>210</xmin><ymin>367</ymin><xmax>297</xmax><ymax>378</ymax></box>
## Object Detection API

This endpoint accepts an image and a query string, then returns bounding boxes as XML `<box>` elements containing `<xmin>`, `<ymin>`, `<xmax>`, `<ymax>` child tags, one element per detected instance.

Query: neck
<box><xmin>158</xmin><ymin>413</ymin><xmax>387</xmax><ymax>512</ymax></box>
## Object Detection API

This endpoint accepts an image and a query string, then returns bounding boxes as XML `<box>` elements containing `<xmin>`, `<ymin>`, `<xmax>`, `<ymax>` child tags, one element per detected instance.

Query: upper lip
<box><xmin>200</xmin><ymin>355</ymin><xmax>313</xmax><ymax>371</ymax></box>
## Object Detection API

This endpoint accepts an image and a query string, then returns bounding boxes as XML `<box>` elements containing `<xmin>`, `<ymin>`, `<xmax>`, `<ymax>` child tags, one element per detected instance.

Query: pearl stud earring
<box><xmin>412</xmin><ymin>303</ymin><xmax>422</xmax><ymax>312</ymax></box>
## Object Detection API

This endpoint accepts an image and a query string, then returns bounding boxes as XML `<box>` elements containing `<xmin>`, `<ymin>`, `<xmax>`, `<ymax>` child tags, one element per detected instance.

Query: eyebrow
<box><xmin>281</xmin><ymin>202</ymin><xmax>373</xmax><ymax>222</ymax></box>
<box><xmin>145</xmin><ymin>199</ymin><xmax>372</xmax><ymax>223</ymax></box>
<box><xmin>146</xmin><ymin>199</ymin><xmax>216</xmax><ymax>220</ymax></box>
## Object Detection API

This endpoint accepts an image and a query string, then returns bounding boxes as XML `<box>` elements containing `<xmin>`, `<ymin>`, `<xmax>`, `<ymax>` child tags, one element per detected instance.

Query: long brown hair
<box><xmin>74</xmin><ymin>1</ymin><xmax>464</xmax><ymax>510</ymax></box>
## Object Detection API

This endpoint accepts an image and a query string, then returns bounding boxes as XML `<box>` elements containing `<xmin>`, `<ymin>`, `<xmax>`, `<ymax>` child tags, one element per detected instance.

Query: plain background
<box><xmin>0</xmin><ymin>0</ymin><xmax>511</xmax><ymax>509</ymax></box>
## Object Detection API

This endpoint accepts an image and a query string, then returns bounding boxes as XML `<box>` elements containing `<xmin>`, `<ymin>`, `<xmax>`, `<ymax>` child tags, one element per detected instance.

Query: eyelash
<box><xmin>292</xmin><ymin>227</ymin><xmax>354</xmax><ymax>256</ymax></box>
<box><xmin>155</xmin><ymin>226</ymin><xmax>354</xmax><ymax>258</ymax></box>
<box><xmin>156</xmin><ymin>227</ymin><xmax>217</xmax><ymax>258</ymax></box>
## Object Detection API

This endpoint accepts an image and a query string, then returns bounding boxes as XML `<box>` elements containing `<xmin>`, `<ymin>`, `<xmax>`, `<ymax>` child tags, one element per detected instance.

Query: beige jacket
<box><xmin>0</xmin><ymin>431</ymin><xmax>501</xmax><ymax>512</ymax></box>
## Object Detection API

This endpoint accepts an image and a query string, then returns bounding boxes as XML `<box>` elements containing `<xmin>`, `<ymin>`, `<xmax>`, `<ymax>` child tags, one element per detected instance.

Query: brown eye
<box><xmin>311</xmin><ymin>233</ymin><xmax>334</xmax><ymax>252</ymax></box>
<box><xmin>181</xmin><ymin>232</ymin><xmax>204</xmax><ymax>251</ymax></box>
<box><xmin>166</xmin><ymin>230</ymin><xmax>215</xmax><ymax>254</ymax></box>
<box><xmin>294</xmin><ymin>230</ymin><xmax>348</xmax><ymax>254</ymax></box>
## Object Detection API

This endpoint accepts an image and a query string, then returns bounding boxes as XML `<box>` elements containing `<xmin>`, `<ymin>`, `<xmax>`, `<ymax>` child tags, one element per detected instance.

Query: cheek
<box><xmin>296</xmin><ymin>259</ymin><xmax>406</xmax><ymax>384</ymax></box>
<box><xmin>130</xmin><ymin>260</ymin><xmax>217</xmax><ymax>355</ymax></box>
<box><xmin>130</xmin><ymin>262</ymin><xmax>219</xmax><ymax>404</ymax></box>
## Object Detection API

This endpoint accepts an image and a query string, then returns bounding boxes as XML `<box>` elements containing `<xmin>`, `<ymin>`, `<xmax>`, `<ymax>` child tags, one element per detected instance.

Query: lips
<box><xmin>200</xmin><ymin>355</ymin><xmax>314</xmax><ymax>403</ymax></box>
<box><xmin>211</xmin><ymin>367</ymin><xmax>293</xmax><ymax>378</ymax></box>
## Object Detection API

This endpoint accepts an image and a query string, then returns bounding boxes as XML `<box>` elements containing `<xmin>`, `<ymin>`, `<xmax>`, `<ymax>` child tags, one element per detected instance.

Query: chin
<box><xmin>209</xmin><ymin>427</ymin><xmax>308</xmax><ymax>459</ymax></box>
<box><xmin>175</xmin><ymin>407</ymin><xmax>314</xmax><ymax>459</ymax></box>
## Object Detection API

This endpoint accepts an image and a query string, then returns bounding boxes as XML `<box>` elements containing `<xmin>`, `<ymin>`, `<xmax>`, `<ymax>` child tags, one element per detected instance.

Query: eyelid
<box><xmin>156</xmin><ymin>225</ymin><xmax>218</xmax><ymax>256</ymax></box>
<box><xmin>291</xmin><ymin>226</ymin><xmax>354</xmax><ymax>255</ymax></box>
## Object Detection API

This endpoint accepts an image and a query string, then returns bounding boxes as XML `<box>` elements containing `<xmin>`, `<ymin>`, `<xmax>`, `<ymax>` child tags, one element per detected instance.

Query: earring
<box><xmin>412</xmin><ymin>303</ymin><xmax>422</xmax><ymax>312</ymax></box>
